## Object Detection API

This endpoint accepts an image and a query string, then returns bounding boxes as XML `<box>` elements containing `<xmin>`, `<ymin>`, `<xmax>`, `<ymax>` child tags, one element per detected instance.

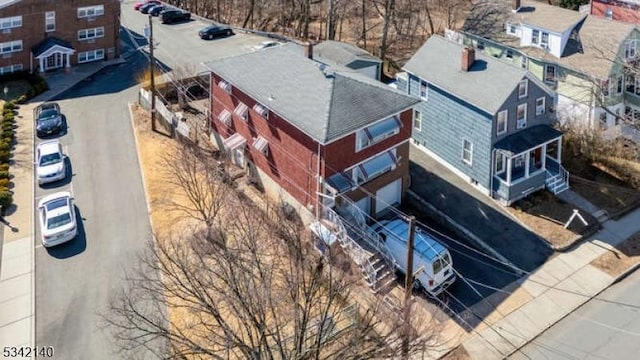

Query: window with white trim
<box><xmin>0</xmin><ymin>40</ymin><xmax>22</xmax><ymax>54</ymax></box>
<box><xmin>462</xmin><ymin>139</ymin><xmax>473</xmax><ymax>165</ymax></box>
<box><xmin>355</xmin><ymin>116</ymin><xmax>402</xmax><ymax>151</ymax></box>
<box><xmin>77</xmin><ymin>5</ymin><xmax>104</xmax><ymax>18</ymax></box>
<box><xmin>544</xmin><ymin>64</ymin><xmax>557</xmax><ymax>83</ymax></box>
<box><xmin>626</xmin><ymin>74</ymin><xmax>640</xmax><ymax>96</ymax></box>
<box><xmin>413</xmin><ymin>110</ymin><xmax>422</xmax><ymax>131</ymax></box>
<box><xmin>45</xmin><ymin>11</ymin><xmax>55</xmax><ymax>32</ymax></box>
<box><xmin>531</xmin><ymin>29</ymin><xmax>539</xmax><ymax>45</ymax></box>
<box><xmin>477</xmin><ymin>41</ymin><xmax>485</xmax><ymax>50</ymax></box>
<box><xmin>352</xmin><ymin>149</ymin><xmax>398</xmax><ymax>185</ymax></box>
<box><xmin>496</xmin><ymin>110</ymin><xmax>507</xmax><ymax>135</ymax></box>
<box><xmin>540</xmin><ymin>32</ymin><xmax>549</xmax><ymax>48</ymax></box>
<box><xmin>78</xmin><ymin>26</ymin><xmax>104</xmax><ymax>40</ymax></box>
<box><xmin>507</xmin><ymin>23</ymin><xmax>517</xmax><ymax>34</ymax></box>
<box><xmin>419</xmin><ymin>80</ymin><xmax>428</xmax><ymax>100</ymax></box>
<box><xmin>78</xmin><ymin>27</ymin><xmax>104</xmax><ymax>40</ymax></box>
<box><xmin>617</xmin><ymin>75</ymin><xmax>623</xmax><ymax>94</ymax></box>
<box><xmin>0</xmin><ymin>64</ymin><xmax>22</xmax><ymax>75</ymax></box>
<box><xmin>536</xmin><ymin>97</ymin><xmax>545</xmax><ymax>116</ymax></box>
<box><xmin>218</xmin><ymin>80</ymin><xmax>231</xmax><ymax>94</ymax></box>
<box><xmin>252</xmin><ymin>103</ymin><xmax>269</xmax><ymax>119</ymax></box>
<box><xmin>521</xmin><ymin>56</ymin><xmax>528</xmax><ymax>69</ymax></box>
<box><xmin>252</xmin><ymin>136</ymin><xmax>269</xmax><ymax>156</ymax></box>
<box><xmin>601</xmin><ymin>79</ymin><xmax>610</xmax><ymax>98</ymax></box>
<box><xmin>517</xmin><ymin>104</ymin><xmax>527</xmax><ymax>129</ymax></box>
<box><xmin>625</xmin><ymin>40</ymin><xmax>637</xmax><ymax>59</ymax></box>
<box><xmin>518</xmin><ymin>79</ymin><xmax>528</xmax><ymax>98</ymax></box>
<box><xmin>0</xmin><ymin>16</ymin><xmax>22</xmax><ymax>30</ymax></box>
<box><xmin>77</xmin><ymin>49</ymin><xmax>104</xmax><ymax>63</ymax></box>
<box><xmin>218</xmin><ymin>109</ymin><xmax>231</xmax><ymax>125</ymax></box>
<box><xmin>495</xmin><ymin>152</ymin><xmax>505</xmax><ymax>174</ymax></box>
<box><xmin>234</xmin><ymin>102</ymin><xmax>248</xmax><ymax>120</ymax></box>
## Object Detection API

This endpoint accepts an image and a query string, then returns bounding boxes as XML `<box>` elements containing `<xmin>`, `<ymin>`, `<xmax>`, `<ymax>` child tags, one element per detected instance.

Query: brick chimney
<box><xmin>461</xmin><ymin>47</ymin><xmax>475</xmax><ymax>72</ymax></box>
<box><xmin>513</xmin><ymin>0</ymin><xmax>521</xmax><ymax>12</ymax></box>
<box><xmin>304</xmin><ymin>42</ymin><xmax>313</xmax><ymax>59</ymax></box>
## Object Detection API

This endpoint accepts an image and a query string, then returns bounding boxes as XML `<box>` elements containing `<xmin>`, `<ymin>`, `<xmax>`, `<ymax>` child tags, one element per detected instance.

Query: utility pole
<box><xmin>148</xmin><ymin>14</ymin><xmax>157</xmax><ymax>132</ymax></box>
<box><xmin>402</xmin><ymin>215</ymin><xmax>416</xmax><ymax>359</ymax></box>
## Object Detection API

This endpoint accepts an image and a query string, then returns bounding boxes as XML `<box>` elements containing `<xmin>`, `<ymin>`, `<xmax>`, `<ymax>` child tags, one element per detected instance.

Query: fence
<box><xmin>138</xmin><ymin>88</ymin><xmax>191</xmax><ymax>138</ymax></box>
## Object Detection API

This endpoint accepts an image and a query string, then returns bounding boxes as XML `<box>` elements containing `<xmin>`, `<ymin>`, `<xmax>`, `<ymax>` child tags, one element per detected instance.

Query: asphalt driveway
<box><xmin>409</xmin><ymin>144</ymin><xmax>554</xmax><ymax>273</ymax></box>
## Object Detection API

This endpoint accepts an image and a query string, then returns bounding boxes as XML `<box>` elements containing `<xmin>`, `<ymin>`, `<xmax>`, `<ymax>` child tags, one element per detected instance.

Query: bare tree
<box><xmin>103</xmin><ymin>183</ymin><xmax>444</xmax><ymax>358</ymax></box>
<box><xmin>161</xmin><ymin>140</ymin><xmax>232</xmax><ymax>229</ymax></box>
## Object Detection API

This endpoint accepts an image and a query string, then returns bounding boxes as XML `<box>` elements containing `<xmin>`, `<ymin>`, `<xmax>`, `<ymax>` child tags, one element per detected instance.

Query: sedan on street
<box><xmin>36</xmin><ymin>140</ymin><xmax>66</xmax><ymax>185</ymax></box>
<box><xmin>149</xmin><ymin>5</ymin><xmax>167</xmax><ymax>16</ymax></box>
<box><xmin>198</xmin><ymin>25</ymin><xmax>234</xmax><ymax>40</ymax></box>
<box><xmin>35</xmin><ymin>102</ymin><xmax>64</xmax><ymax>138</ymax></box>
<box><xmin>134</xmin><ymin>0</ymin><xmax>160</xmax><ymax>11</ymax></box>
<box><xmin>38</xmin><ymin>192</ymin><xmax>77</xmax><ymax>248</ymax></box>
<box><xmin>160</xmin><ymin>9</ymin><xmax>191</xmax><ymax>24</ymax></box>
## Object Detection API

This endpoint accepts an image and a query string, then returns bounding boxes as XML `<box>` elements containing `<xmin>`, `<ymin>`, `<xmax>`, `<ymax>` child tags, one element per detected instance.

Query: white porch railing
<box><xmin>546</xmin><ymin>164</ymin><xmax>569</xmax><ymax>194</ymax></box>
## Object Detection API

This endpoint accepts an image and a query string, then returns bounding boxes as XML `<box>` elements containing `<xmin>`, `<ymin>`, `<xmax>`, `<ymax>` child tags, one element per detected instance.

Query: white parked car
<box><xmin>36</xmin><ymin>140</ymin><xmax>66</xmax><ymax>185</ymax></box>
<box><xmin>37</xmin><ymin>192</ymin><xmax>77</xmax><ymax>247</ymax></box>
<box><xmin>252</xmin><ymin>40</ymin><xmax>280</xmax><ymax>51</ymax></box>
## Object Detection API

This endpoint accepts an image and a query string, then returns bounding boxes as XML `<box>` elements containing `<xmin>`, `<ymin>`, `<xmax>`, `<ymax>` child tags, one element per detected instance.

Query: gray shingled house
<box><xmin>398</xmin><ymin>35</ymin><xmax>568</xmax><ymax>205</ymax></box>
<box><xmin>313</xmin><ymin>40</ymin><xmax>382</xmax><ymax>80</ymax></box>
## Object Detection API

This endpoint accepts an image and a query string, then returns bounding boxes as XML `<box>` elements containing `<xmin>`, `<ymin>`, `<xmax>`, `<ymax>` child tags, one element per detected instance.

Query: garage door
<box><xmin>375</xmin><ymin>179</ymin><xmax>401</xmax><ymax>215</ymax></box>
<box><xmin>355</xmin><ymin>196</ymin><xmax>371</xmax><ymax>218</ymax></box>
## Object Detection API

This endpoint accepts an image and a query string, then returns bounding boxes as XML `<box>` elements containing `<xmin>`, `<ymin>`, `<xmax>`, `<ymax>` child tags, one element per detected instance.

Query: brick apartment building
<box><xmin>0</xmin><ymin>0</ymin><xmax>120</xmax><ymax>74</ymax></box>
<box><xmin>204</xmin><ymin>44</ymin><xmax>419</xmax><ymax>223</ymax></box>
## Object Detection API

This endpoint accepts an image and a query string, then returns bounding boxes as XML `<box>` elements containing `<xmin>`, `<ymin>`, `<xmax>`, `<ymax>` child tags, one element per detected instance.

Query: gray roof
<box><xmin>403</xmin><ymin>35</ymin><xmax>541</xmax><ymax>115</ymax></box>
<box><xmin>314</xmin><ymin>40</ymin><xmax>382</xmax><ymax>68</ymax></box>
<box><xmin>463</xmin><ymin>0</ymin><xmax>636</xmax><ymax>78</ymax></box>
<box><xmin>204</xmin><ymin>44</ymin><xmax>418</xmax><ymax>144</ymax></box>
<box><xmin>512</xmin><ymin>0</ymin><xmax>586</xmax><ymax>33</ymax></box>
<box><xmin>494</xmin><ymin>125</ymin><xmax>562</xmax><ymax>155</ymax></box>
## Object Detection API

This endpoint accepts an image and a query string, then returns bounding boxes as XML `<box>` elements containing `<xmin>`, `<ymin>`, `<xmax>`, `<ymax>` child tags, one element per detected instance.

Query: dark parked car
<box><xmin>34</xmin><ymin>103</ymin><xmax>63</xmax><ymax>138</ymax></box>
<box><xmin>140</xmin><ymin>3</ymin><xmax>159</xmax><ymax>14</ymax></box>
<box><xmin>198</xmin><ymin>25</ymin><xmax>234</xmax><ymax>40</ymax></box>
<box><xmin>160</xmin><ymin>9</ymin><xmax>191</xmax><ymax>24</ymax></box>
<box><xmin>148</xmin><ymin>5</ymin><xmax>167</xmax><ymax>16</ymax></box>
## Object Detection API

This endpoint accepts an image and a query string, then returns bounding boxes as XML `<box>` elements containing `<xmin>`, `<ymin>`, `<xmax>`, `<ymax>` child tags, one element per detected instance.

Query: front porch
<box><xmin>32</xmin><ymin>38</ymin><xmax>75</xmax><ymax>73</ymax></box>
<box><xmin>493</xmin><ymin>125</ymin><xmax>568</xmax><ymax>205</ymax></box>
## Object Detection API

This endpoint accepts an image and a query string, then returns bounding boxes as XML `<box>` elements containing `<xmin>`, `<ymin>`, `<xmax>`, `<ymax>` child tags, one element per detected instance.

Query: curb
<box><xmin>127</xmin><ymin>102</ymin><xmax>156</xmax><ymax>232</ymax></box>
<box><xmin>406</xmin><ymin>190</ymin><xmax>523</xmax><ymax>276</ymax></box>
<box><xmin>505</xmin><ymin>261</ymin><xmax>640</xmax><ymax>358</ymax></box>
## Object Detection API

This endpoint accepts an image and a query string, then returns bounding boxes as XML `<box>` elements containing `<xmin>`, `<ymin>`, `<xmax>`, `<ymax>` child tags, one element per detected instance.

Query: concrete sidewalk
<box><xmin>0</xmin><ymin>58</ymin><xmax>124</xmax><ymax>353</ymax></box>
<box><xmin>458</xmin><ymin>208</ymin><xmax>640</xmax><ymax>359</ymax></box>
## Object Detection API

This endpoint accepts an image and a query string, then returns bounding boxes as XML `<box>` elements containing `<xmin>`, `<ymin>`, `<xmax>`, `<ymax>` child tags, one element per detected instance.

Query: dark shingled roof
<box><xmin>32</xmin><ymin>37</ymin><xmax>74</xmax><ymax>57</ymax></box>
<box><xmin>204</xmin><ymin>44</ymin><xmax>418</xmax><ymax>144</ymax></box>
<box><xmin>494</xmin><ymin>125</ymin><xmax>562</xmax><ymax>155</ymax></box>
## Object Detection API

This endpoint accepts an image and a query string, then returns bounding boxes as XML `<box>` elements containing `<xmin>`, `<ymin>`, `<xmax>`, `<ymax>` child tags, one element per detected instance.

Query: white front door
<box><xmin>375</xmin><ymin>178</ymin><xmax>401</xmax><ymax>215</ymax></box>
<box><xmin>45</xmin><ymin>53</ymin><xmax>64</xmax><ymax>70</ymax></box>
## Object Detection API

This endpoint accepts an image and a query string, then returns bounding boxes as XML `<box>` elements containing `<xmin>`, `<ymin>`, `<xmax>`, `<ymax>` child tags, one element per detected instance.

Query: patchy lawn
<box><xmin>564</xmin><ymin>156</ymin><xmax>640</xmax><ymax>217</ymax></box>
<box><xmin>591</xmin><ymin>231</ymin><xmax>640</xmax><ymax>277</ymax></box>
<box><xmin>507</xmin><ymin>191</ymin><xmax>598</xmax><ymax>250</ymax></box>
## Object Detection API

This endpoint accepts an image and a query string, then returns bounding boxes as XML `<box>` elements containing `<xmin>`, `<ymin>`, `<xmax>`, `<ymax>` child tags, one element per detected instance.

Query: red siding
<box><xmin>591</xmin><ymin>1</ymin><xmax>640</xmax><ymax>23</ymax></box>
<box><xmin>210</xmin><ymin>72</ymin><xmax>320</xmax><ymax>207</ymax></box>
<box><xmin>0</xmin><ymin>0</ymin><xmax>121</xmax><ymax>72</ymax></box>
<box><xmin>209</xmin><ymin>72</ymin><xmax>413</xmax><ymax>210</ymax></box>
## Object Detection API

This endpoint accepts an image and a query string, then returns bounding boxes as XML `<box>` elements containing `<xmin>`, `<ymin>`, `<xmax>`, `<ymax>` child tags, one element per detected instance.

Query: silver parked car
<box><xmin>36</xmin><ymin>140</ymin><xmax>66</xmax><ymax>185</ymax></box>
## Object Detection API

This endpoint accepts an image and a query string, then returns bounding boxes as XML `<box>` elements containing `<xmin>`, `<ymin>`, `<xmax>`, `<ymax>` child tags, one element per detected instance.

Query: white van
<box><xmin>373</xmin><ymin>218</ymin><xmax>456</xmax><ymax>296</ymax></box>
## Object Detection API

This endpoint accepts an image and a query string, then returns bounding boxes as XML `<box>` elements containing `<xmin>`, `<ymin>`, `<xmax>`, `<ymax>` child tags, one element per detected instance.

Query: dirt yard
<box><xmin>507</xmin><ymin>191</ymin><xmax>598</xmax><ymax>249</ymax></box>
<box><xmin>591</xmin><ymin>231</ymin><xmax>640</xmax><ymax>277</ymax></box>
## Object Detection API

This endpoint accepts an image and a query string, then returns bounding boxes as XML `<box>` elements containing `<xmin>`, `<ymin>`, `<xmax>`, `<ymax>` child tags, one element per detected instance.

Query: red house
<box><xmin>204</xmin><ymin>44</ymin><xmax>419</xmax><ymax>223</ymax></box>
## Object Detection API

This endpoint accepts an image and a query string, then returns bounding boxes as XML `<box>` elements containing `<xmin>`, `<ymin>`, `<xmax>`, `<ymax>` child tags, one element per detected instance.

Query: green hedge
<box><xmin>0</xmin><ymin>190</ymin><xmax>13</xmax><ymax>214</ymax></box>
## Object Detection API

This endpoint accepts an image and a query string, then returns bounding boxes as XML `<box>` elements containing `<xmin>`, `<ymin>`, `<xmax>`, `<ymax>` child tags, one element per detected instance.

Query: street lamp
<box><xmin>3</xmin><ymin>86</ymin><xmax>8</xmax><ymax>101</ymax></box>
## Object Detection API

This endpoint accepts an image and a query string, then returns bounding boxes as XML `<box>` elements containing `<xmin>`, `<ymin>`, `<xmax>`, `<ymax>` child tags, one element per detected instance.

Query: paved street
<box><xmin>511</xmin><ymin>270</ymin><xmax>640</xmax><ymax>360</ymax></box>
<box><xmin>34</xmin><ymin>53</ymin><xmax>152</xmax><ymax>358</ymax></box>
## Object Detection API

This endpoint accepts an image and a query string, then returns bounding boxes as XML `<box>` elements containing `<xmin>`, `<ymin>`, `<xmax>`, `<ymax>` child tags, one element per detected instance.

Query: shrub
<box><xmin>0</xmin><ymin>190</ymin><xmax>13</xmax><ymax>214</ymax></box>
<box><xmin>16</xmin><ymin>95</ymin><xmax>27</xmax><ymax>104</ymax></box>
<box><xmin>1</xmin><ymin>123</ymin><xmax>13</xmax><ymax>133</ymax></box>
<box><xmin>3</xmin><ymin>113</ymin><xmax>15</xmax><ymax>123</ymax></box>
<box><xmin>0</xmin><ymin>170</ymin><xmax>9</xmax><ymax>179</ymax></box>
<box><xmin>0</xmin><ymin>149</ymin><xmax>10</xmax><ymax>163</ymax></box>
<box><xmin>0</xmin><ymin>163</ymin><xmax>9</xmax><ymax>172</ymax></box>
<box><xmin>0</xmin><ymin>178</ymin><xmax>9</xmax><ymax>189</ymax></box>
<box><xmin>0</xmin><ymin>141</ymin><xmax>9</xmax><ymax>153</ymax></box>
<box><xmin>3</xmin><ymin>101</ymin><xmax>15</xmax><ymax>110</ymax></box>
<box><xmin>1</xmin><ymin>131</ymin><xmax>14</xmax><ymax>144</ymax></box>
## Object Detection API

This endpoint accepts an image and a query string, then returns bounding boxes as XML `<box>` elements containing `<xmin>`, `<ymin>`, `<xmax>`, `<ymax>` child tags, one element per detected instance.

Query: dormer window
<box><xmin>355</xmin><ymin>116</ymin><xmax>402</xmax><ymax>152</ymax></box>
<box><xmin>531</xmin><ymin>30</ymin><xmax>539</xmax><ymax>45</ymax></box>
<box><xmin>625</xmin><ymin>40</ymin><xmax>637</xmax><ymax>59</ymax></box>
<box><xmin>541</xmin><ymin>32</ymin><xmax>549</xmax><ymax>48</ymax></box>
<box><xmin>507</xmin><ymin>24</ymin><xmax>517</xmax><ymax>35</ymax></box>
<box><xmin>518</xmin><ymin>79</ymin><xmax>528</xmax><ymax>98</ymax></box>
